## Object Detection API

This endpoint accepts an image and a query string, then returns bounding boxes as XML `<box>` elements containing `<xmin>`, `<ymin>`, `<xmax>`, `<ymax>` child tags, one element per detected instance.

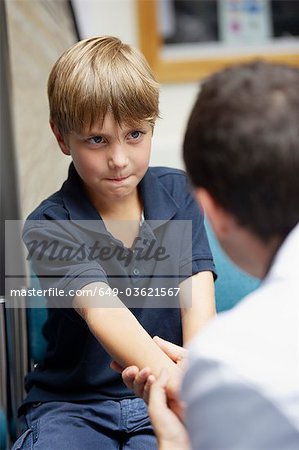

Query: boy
<box><xmin>12</xmin><ymin>36</ymin><xmax>216</xmax><ymax>449</ymax></box>
<box><xmin>122</xmin><ymin>61</ymin><xmax>299</xmax><ymax>449</ymax></box>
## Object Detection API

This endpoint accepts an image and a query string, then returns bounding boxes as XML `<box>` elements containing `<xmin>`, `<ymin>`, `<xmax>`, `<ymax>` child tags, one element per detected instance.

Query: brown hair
<box><xmin>48</xmin><ymin>36</ymin><xmax>160</xmax><ymax>135</ymax></box>
<box><xmin>184</xmin><ymin>61</ymin><xmax>299</xmax><ymax>241</ymax></box>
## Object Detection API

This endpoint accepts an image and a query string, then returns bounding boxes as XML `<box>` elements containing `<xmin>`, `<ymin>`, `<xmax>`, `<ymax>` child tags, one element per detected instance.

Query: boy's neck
<box><xmin>92</xmin><ymin>188</ymin><xmax>143</xmax><ymax>248</ymax></box>
<box><xmin>84</xmin><ymin>187</ymin><xmax>142</xmax><ymax>248</ymax></box>
<box><xmin>91</xmin><ymin>188</ymin><xmax>142</xmax><ymax>221</ymax></box>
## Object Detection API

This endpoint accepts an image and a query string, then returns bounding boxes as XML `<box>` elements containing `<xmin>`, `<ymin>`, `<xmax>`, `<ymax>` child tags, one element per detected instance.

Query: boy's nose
<box><xmin>108</xmin><ymin>144</ymin><xmax>129</xmax><ymax>170</ymax></box>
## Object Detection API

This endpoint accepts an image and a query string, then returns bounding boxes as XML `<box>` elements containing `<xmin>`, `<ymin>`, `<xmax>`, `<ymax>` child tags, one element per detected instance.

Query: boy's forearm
<box><xmin>84</xmin><ymin>306</ymin><xmax>180</xmax><ymax>379</ymax></box>
<box><xmin>74</xmin><ymin>283</ymin><xmax>180</xmax><ymax>385</ymax></box>
<box><xmin>159</xmin><ymin>441</ymin><xmax>189</xmax><ymax>450</ymax></box>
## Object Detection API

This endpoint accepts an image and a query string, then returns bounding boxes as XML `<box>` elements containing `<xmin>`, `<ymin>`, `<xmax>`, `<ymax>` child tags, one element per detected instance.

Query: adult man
<box><xmin>120</xmin><ymin>61</ymin><xmax>299</xmax><ymax>449</ymax></box>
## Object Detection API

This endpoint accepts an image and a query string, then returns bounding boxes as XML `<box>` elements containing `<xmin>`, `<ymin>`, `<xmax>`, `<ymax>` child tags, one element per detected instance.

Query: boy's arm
<box><xmin>74</xmin><ymin>281</ymin><xmax>181</xmax><ymax>394</ymax></box>
<box><xmin>180</xmin><ymin>271</ymin><xmax>216</xmax><ymax>344</ymax></box>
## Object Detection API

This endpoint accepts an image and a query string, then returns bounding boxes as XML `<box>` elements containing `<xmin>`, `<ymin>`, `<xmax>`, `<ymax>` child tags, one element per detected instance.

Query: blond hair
<box><xmin>48</xmin><ymin>36</ymin><xmax>160</xmax><ymax>135</ymax></box>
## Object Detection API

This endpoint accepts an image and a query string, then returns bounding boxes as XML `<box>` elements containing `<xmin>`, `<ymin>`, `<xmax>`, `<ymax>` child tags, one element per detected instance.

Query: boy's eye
<box><xmin>88</xmin><ymin>136</ymin><xmax>104</xmax><ymax>144</ymax></box>
<box><xmin>129</xmin><ymin>131</ymin><xmax>142</xmax><ymax>140</ymax></box>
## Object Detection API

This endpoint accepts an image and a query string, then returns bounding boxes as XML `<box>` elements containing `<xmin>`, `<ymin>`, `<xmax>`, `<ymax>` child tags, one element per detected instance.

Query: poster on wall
<box><xmin>218</xmin><ymin>0</ymin><xmax>272</xmax><ymax>44</ymax></box>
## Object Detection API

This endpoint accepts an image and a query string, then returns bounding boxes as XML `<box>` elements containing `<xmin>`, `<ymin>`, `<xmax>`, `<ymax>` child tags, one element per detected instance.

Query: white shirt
<box><xmin>182</xmin><ymin>223</ymin><xmax>299</xmax><ymax>450</ymax></box>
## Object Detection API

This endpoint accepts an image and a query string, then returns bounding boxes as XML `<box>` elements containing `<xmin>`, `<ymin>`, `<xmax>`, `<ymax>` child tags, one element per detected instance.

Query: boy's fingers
<box><xmin>110</xmin><ymin>361</ymin><xmax>123</xmax><ymax>372</ymax></box>
<box><xmin>133</xmin><ymin>367</ymin><xmax>152</xmax><ymax>398</ymax></box>
<box><xmin>121</xmin><ymin>366</ymin><xmax>139</xmax><ymax>389</ymax></box>
<box><xmin>153</xmin><ymin>336</ymin><xmax>187</xmax><ymax>363</ymax></box>
<box><xmin>118</xmin><ymin>365</ymin><xmax>155</xmax><ymax>400</ymax></box>
<box><xmin>144</xmin><ymin>374</ymin><xmax>156</xmax><ymax>391</ymax></box>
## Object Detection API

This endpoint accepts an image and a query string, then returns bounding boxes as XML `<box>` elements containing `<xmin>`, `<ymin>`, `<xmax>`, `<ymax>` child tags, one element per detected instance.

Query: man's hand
<box><xmin>111</xmin><ymin>336</ymin><xmax>190</xmax><ymax>449</ymax></box>
<box><xmin>151</xmin><ymin>336</ymin><xmax>187</xmax><ymax>365</ymax></box>
<box><xmin>148</xmin><ymin>369</ymin><xmax>190</xmax><ymax>450</ymax></box>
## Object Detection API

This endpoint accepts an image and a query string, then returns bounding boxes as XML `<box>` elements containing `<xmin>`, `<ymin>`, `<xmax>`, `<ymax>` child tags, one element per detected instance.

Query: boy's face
<box><xmin>54</xmin><ymin>112</ymin><xmax>153</xmax><ymax>205</ymax></box>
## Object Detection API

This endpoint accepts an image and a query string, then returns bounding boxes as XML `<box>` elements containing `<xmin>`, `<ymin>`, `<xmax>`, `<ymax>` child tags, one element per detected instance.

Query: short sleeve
<box><xmin>23</xmin><ymin>219</ymin><xmax>108</xmax><ymax>307</ymax></box>
<box><xmin>182</xmin><ymin>191</ymin><xmax>217</xmax><ymax>279</ymax></box>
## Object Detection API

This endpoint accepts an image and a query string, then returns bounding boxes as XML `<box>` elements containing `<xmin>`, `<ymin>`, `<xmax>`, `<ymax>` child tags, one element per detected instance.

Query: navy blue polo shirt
<box><xmin>22</xmin><ymin>164</ymin><xmax>215</xmax><ymax>406</ymax></box>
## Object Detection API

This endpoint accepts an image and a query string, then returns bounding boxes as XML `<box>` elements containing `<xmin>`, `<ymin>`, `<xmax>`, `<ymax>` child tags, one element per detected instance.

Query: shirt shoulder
<box><xmin>183</xmin><ymin>284</ymin><xmax>299</xmax><ymax>448</ymax></box>
<box><xmin>187</xmin><ymin>281</ymin><xmax>299</xmax><ymax>395</ymax></box>
<box><xmin>150</xmin><ymin>166</ymin><xmax>187</xmax><ymax>178</ymax></box>
<box><xmin>26</xmin><ymin>190</ymin><xmax>70</xmax><ymax>221</ymax></box>
<box><xmin>150</xmin><ymin>166</ymin><xmax>188</xmax><ymax>187</ymax></box>
<box><xmin>182</xmin><ymin>355</ymin><xmax>299</xmax><ymax>450</ymax></box>
<box><xmin>148</xmin><ymin>166</ymin><xmax>192</xmax><ymax>207</ymax></box>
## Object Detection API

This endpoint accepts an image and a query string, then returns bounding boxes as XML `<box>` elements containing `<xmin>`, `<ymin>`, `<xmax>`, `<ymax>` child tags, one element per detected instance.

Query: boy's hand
<box><xmin>110</xmin><ymin>362</ymin><xmax>155</xmax><ymax>402</ymax></box>
<box><xmin>110</xmin><ymin>336</ymin><xmax>188</xmax><ymax>403</ymax></box>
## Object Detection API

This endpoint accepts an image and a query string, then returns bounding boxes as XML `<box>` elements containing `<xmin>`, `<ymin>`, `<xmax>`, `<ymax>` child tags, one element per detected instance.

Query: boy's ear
<box><xmin>50</xmin><ymin>120</ymin><xmax>71</xmax><ymax>155</ymax></box>
<box><xmin>194</xmin><ymin>188</ymin><xmax>236</xmax><ymax>240</ymax></box>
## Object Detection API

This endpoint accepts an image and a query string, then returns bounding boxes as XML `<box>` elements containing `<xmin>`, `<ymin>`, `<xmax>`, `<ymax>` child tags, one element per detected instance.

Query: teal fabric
<box><xmin>26</xmin><ymin>275</ymin><xmax>47</xmax><ymax>364</ymax></box>
<box><xmin>26</xmin><ymin>308</ymin><xmax>47</xmax><ymax>364</ymax></box>
<box><xmin>205</xmin><ymin>221</ymin><xmax>260</xmax><ymax>312</ymax></box>
<box><xmin>0</xmin><ymin>408</ymin><xmax>7</xmax><ymax>450</ymax></box>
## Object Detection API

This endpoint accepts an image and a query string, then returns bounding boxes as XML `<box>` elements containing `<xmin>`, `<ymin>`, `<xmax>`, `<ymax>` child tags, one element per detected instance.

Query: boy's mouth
<box><xmin>106</xmin><ymin>176</ymin><xmax>129</xmax><ymax>183</ymax></box>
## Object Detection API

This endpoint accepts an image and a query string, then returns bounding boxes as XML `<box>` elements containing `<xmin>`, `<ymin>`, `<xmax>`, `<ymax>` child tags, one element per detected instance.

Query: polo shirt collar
<box><xmin>61</xmin><ymin>164</ymin><xmax>179</xmax><ymax>226</ymax></box>
<box><xmin>139</xmin><ymin>168</ymin><xmax>179</xmax><ymax>222</ymax></box>
<box><xmin>62</xmin><ymin>163</ymin><xmax>101</xmax><ymax>222</ymax></box>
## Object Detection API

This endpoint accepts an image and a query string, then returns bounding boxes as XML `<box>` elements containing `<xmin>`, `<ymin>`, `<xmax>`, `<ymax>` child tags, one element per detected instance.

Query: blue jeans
<box><xmin>12</xmin><ymin>398</ymin><xmax>157</xmax><ymax>449</ymax></box>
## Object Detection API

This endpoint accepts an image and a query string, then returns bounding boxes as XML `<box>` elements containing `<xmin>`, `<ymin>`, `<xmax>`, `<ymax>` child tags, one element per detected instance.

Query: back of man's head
<box><xmin>184</xmin><ymin>61</ymin><xmax>299</xmax><ymax>242</ymax></box>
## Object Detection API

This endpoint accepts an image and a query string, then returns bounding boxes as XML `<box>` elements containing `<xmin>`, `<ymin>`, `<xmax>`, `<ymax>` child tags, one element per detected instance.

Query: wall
<box><xmin>150</xmin><ymin>82</ymin><xmax>198</xmax><ymax>169</ymax></box>
<box><xmin>6</xmin><ymin>0</ymin><xmax>77</xmax><ymax>219</ymax></box>
<box><xmin>72</xmin><ymin>0</ymin><xmax>139</xmax><ymax>45</ymax></box>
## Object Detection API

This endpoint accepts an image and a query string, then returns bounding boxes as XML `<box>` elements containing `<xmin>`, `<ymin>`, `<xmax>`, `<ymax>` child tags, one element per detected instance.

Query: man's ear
<box><xmin>50</xmin><ymin>120</ymin><xmax>70</xmax><ymax>155</ymax></box>
<box><xmin>194</xmin><ymin>188</ymin><xmax>236</xmax><ymax>240</ymax></box>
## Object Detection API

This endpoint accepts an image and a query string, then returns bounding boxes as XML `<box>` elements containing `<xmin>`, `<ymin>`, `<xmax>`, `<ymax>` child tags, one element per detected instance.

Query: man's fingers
<box><xmin>148</xmin><ymin>369</ymin><xmax>190</xmax><ymax>449</ymax></box>
<box><xmin>153</xmin><ymin>336</ymin><xmax>187</xmax><ymax>363</ymax></box>
<box><xmin>148</xmin><ymin>369</ymin><xmax>169</xmax><ymax>415</ymax></box>
<box><xmin>143</xmin><ymin>374</ymin><xmax>156</xmax><ymax>403</ymax></box>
